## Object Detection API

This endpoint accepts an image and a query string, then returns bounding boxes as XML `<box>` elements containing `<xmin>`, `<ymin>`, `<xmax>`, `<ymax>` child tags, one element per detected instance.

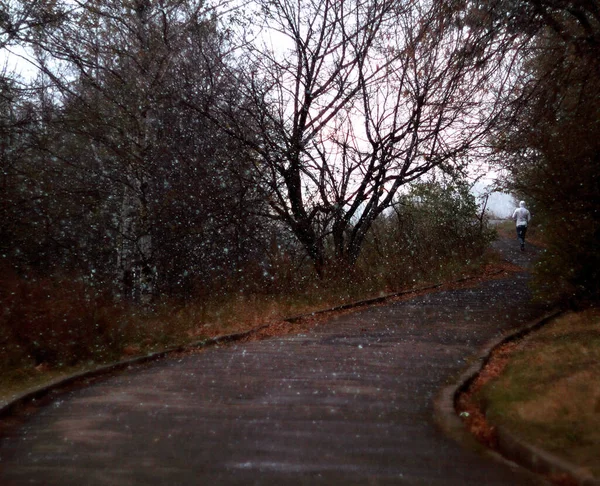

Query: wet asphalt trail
<box><xmin>0</xmin><ymin>236</ymin><xmax>549</xmax><ymax>485</ymax></box>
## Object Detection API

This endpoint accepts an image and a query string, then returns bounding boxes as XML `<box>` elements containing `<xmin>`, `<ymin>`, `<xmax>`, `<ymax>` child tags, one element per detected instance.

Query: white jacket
<box><xmin>512</xmin><ymin>201</ymin><xmax>531</xmax><ymax>227</ymax></box>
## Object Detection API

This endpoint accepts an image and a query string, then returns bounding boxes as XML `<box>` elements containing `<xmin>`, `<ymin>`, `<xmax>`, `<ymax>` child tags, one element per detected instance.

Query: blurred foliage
<box><xmin>0</xmin><ymin>266</ymin><xmax>122</xmax><ymax>369</ymax></box>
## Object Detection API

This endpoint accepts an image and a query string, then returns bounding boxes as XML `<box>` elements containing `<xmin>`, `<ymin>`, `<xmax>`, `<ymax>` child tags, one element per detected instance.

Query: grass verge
<box><xmin>464</xmin><ymin>308</ymin><xmax>600</xmax><ymax>479</ymax></box>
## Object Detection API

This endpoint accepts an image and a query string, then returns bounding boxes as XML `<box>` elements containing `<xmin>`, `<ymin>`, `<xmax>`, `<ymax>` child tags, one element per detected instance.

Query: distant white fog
<box><xmin>471</xmin><ymin>182</ymin><xmax>516</xmax><ymax>219</ymax></box>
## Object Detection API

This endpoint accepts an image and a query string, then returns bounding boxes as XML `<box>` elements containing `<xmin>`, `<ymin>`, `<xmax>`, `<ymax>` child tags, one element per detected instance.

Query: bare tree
<box><xmin>201</xmin><ymin>0</ymin><xmax>515</xmax><ymax>276</ymax></box>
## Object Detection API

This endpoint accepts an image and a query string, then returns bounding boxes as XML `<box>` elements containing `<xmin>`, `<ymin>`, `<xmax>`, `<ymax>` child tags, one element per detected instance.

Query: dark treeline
<box><xmin>1</xmin><ymin>0</ymin><xmax>502</xmax><ymax>307</ymax></box>
<box><xmin>489</xmin><ymin>0</ymin><xmax>600</xmax><ymax>304</ymax></box>
<box><xmin>1</xmin><ymin>1</ymin><xmax>275</xmax><ymax>302</ymax></box>
<box><xmin>1</xmin><ymin>0</ymin><xmax>597</xmax><ymax>311</ymax></box>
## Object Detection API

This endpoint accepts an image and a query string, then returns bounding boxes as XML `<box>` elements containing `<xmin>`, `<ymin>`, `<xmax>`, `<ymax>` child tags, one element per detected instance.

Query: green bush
<box><xmin>358</xmin><ymin>178</ymin><xmax>494</xmax><ymax>287</ymax></box>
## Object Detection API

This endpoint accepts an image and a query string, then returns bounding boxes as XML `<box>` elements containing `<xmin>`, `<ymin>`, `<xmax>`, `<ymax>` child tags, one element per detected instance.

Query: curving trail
<box><xmin>0</xmin><ymin>236</ymin><xmax>549</xmax><ymax>485</ymax></box>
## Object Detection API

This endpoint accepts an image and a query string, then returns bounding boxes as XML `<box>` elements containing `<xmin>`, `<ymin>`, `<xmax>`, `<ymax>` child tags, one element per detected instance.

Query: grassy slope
<box><xmin>478</xmin><ymin>309</ymin><xmax>600</xmax><ymax>476</ymax></box>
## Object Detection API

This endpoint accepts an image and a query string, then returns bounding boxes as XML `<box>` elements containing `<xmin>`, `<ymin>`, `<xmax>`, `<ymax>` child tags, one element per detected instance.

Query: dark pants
<box><xmin>516</xmin><ymin>225</ymin><xmax>527</xmax><ymax>245</ymax></box>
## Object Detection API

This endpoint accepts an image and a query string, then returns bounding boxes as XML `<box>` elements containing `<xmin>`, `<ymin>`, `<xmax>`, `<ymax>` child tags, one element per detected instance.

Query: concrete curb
<box><xmin>434</xmin><ymin>309</ymin><xmax>600</xmax><ymax>486</ymax></box>
<box><xmin>284</xmin><ymin>270</ymin><xmax>505</xmax><ymax>323</ymax></box>
<box><xmin>284</xmin><ymin>281</ymin><xmax>442</xmax><ymax>322</ymax></box>
<box><xmin>0</xmin><ymin>270</ymin><xmax>501</xmax><ymax>423</ymax></box>
<box><xmin>496</xmin><ymin>426</ymin><xmax>600</xmax><ymax>485</ymax></box>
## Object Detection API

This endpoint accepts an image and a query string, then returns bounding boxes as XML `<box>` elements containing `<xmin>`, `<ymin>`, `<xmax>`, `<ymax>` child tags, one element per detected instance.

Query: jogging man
<box><xmin>512</xmin><ymin>201</ymin><xmax>531</xmax><ymax>251</ymax></box>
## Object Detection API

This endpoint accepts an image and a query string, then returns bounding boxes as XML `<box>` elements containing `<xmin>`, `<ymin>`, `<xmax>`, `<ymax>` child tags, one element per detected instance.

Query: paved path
<box><xmin>0</xmin><ymin>237</ymin><xmax>549</xmax><ymax>485</ymax></box>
